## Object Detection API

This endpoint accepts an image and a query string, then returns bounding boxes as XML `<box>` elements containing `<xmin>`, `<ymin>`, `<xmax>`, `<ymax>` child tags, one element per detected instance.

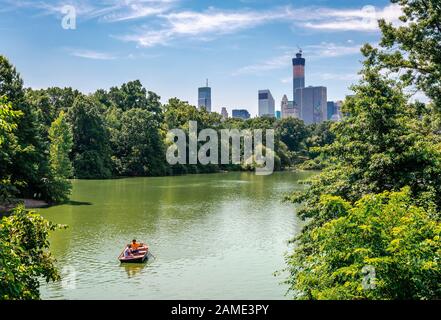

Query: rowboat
<box><xmin>118</xmin><ymin>245</ymin><xmax>149</xmax><ymax>263</ymax></box>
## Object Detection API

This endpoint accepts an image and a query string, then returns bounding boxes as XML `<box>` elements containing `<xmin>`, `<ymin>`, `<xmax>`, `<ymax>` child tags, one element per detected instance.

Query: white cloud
<box><xmin>234</xmin><ymin>42</ymin><xmax>363</xmax><ymax>76</ymax></box>
<box><xmin>2</xmin><ymin>0</ymin><xmax>178</xmax><ymax>22</ymax></box>
<box><xmin>233</xmin><ymin>54</ymin><xmax>293</xmax><ymax>76</ymax></box>
<box><xmin>298</xmin><ymin>4</ymin><xmax>402</xmax><ymax>32</ymax></box>
<box><xmin>70</xmin><ymin>49</ymin><xmax>117</xmax><ymax>60</ymax></box>
<box><xmin>305</xmin><ymin>42</ymin><xmax>362</xmax><ymax>58</ymax></box>
<box><xmin>4</xmin><ymin>1</ymin><xmax>404</xmax><ymax>47</ymax></box>
<box><xmin>118</xmin><ymin>4</ymin><xmax>402</xmax><ymax>48</ymax></box>
<box><xmin>118</xmin><ymin>8</ymin><xmax>284</xmax><ymax>47</ymax></box>
<box><xmin>315</xmin><ymin>72</ymin><xmax>360</xmax><ymax>81</ymax></box>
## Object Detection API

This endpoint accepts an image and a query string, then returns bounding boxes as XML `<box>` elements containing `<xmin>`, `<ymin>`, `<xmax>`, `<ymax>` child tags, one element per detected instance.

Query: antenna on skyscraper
<box><xmin>297</xmin><ymin>45</ymin><xmax>302</xmax><ymax>54</ymax></box>
<box><xmin>206</xmin><ymin>78</ymin><xmax>209</xmax><ymax>87</ymax></box>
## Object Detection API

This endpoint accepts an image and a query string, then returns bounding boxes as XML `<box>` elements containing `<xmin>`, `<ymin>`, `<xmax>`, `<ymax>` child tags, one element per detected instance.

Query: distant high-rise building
<box><xmin>281</xmin><ymin>94</ymin><xmax>299</xmax><ymax>119</ymax></box>
<box><xmin>232</xmin><ymin>109</ymin><xmax>250</xmax><ymax>120</ymax></box>
<box><xmin>275</xmin><ymin>110</ymin><xmax>281</xmax><ymax>119</ymax></box>
<box><xmin>258</xmin><ymin>89</ymin><xmax>275</xmax><ymax>117</ymax></box>
<box><xmin>296</xmin><ymin>86</ymin><xmax>327</xmax><ymax>124</ymax></box>
<box><xmin>327</xmin><ymin>101</ymin><xmax>336</xmax><ymax>120</ymax></box>
<box><xmin>221</xmin><ymin>107</ymin><xmax>228</xmax><ymax>120</ymax></box>
<box><xmin>198</xmin><ymin>79</ymin><xmax>211</xmax><ymax>112</ymax></box>
<box><xmin>326</xmin><ymin>100</ymin><xmax>344</xmax><ymax>122</ymax></box>
<box><xmin>293</xmin><ymin>51</ymin><xmax>305</xmax><ymax>101</ymax></box>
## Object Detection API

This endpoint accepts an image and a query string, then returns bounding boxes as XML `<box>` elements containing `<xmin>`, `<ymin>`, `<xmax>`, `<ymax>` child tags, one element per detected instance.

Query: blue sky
<box><xmin>0</xmin><ymin>0</ymin><xmax>400</xmax><ymax>116</ymax></box>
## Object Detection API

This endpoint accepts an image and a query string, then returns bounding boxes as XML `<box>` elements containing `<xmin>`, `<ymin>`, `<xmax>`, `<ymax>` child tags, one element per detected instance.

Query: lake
<box><xmin>38</xmin><ymin>171</ymin><xmax>314</xmax><ymax>300</ymax></box>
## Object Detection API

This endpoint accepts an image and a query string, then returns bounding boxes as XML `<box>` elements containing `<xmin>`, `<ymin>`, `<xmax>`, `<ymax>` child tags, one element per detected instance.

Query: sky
<box><xmin>0</xmin><ymin>0</ymin><xmax>401</xmax><ymax>116</ymax></box>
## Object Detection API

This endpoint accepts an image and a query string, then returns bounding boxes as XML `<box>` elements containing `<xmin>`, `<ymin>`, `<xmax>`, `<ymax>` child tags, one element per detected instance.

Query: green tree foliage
<box><xmin>0</xmin><ymin>205</ymin><xmax>64</xmax><ymax>300</ymax></box>
<box><xmin>163</xmin><ymin>98</ymin><xmax>224</xmax><ymax>174</ymax></box>
<box><xmin>0</xmin><ymin>97</ymin><xmax>23</xmax><ymax>204</ymax></box>
<box><xmin>111</xmin><ymin>108</ymin><xmax>166</xmax><ymax>176</ymax></box>
<box><xmin>276</xmin><ymin>117</ymin><xmax>308</xmax><ymax>153</ymax></box>
<box><xmin>104</xmin><ymin>80</ymin><xmax>163</xmax><ymax>119</ymax></box>
<box><xmin>287</xmin><ymin>0</ymin><xmax>441</xmax><ymax>299</ymax></box>
<box><xmin>290</xmin><ymin>67</ymin><xmax>441</xmax><ymax>228</ymax></box>
<box><xmin>0</xmin><ymin>56</ymin><xmax>49</xmax><ymax>200</ymax></box>
<box><xmin>68</xmin><ymin>95</ymin><xmax>112</xmax><ymax>179</ymax></box>
<box><xmin>26</xmin><ymin>87</ymin><xmax>80</xmax><ymax>128</ymax></box>
<box><xmin>365</xmin><ymin>0</ymin><xmax>441</xmax><ymax>111</ymax></box>
<box><xmin>288</xmin><ymin>188</ymin><xmax>440</xmax><ymax>300</ymax></box>
<box><xmin>287</xmin><ymin>61</ymin><xmax>441</xmax><ymax>300</ymax></box>
<box><xmin>46</xmin><ymin>111</ymin><xmax>74</xmax><ymax>202</ymax></box>
<box><xmin>0</xmin><ymin>97</ymin><xmax>22</xmax><ymax>146</ymax></box>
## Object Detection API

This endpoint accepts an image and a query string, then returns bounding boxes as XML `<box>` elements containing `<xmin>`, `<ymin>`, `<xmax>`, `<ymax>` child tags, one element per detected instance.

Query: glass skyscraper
<box><xmin>198</xmin><ymin>86</ymin><xmax>211</xmax><ymax>112</ymax></box>
<box><xmin>232</xmin><ymin>109</ymin><xmax>250</xmax><ymax>120</ymax></box>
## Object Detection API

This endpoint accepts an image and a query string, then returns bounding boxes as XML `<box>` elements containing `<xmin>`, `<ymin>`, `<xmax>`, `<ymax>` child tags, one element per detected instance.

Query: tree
<box><xmin>286</xmin><ymin>65</ymin><xmax>441</xmax><ymax>299</ymax></box>
<box><xmin>0</xmin><ymin>97</ymin><xmax>23</xmax><ymax>204</ymax></box>
<box><xmin>276</xmin><ymin>118</ymin><xmax>308</xmax><ymax>152</ymax></box>
<box><xmin>287</xmin><ymin>188</ymin><xmax>440</xmax><ymax>300</ymax></box>
<box><xmin>290</xmin><ymin>67</ymin><xmax>441</xmax><ymax>226</ymax></box>
<box><xmin>0</xmin><ymin>205</ymin><xmax>64</xmax><ymax>300</ymax></box>
<box><xmin>0</xmin><ymin>97</ymin><xmax>22</xmax><ymax>146</ymax></box>
<box><xmin>68</xmin><ymin>95</ymin><xmax>112</xmax><ymax>179</ymax></box>
<box><xmin>366</xmin><ymin>0</ymin><xmax>441</xmax><ymax>111</ymax></box>
<box><xmin>0</xmin><ymin>56</ymin><xmax>49</xmax><ymax>200</ymax></box>
<box><xmin>111</xmin><ymin>108</ymin><xmax>166</xmax><ymax>176</ymax></box>
<box><xmin>105</xmin><ymin>80</ymin><xmax>163</xmax><ymax>119</ymax></box>
<box><xmin>26</xmin><ymin>87</ymin><xmax>80</xmax><ymax>128</ymax></box>
<box><xmin>47</xmin><ymin>111</ymin><xmax>73</xmax><ymax>202</ymax></box>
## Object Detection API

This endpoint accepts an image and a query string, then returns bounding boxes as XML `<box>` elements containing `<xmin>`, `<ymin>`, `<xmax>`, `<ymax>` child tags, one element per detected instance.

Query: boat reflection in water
<box><xmin>122</xmin><ymin>262</ymin><xmax>148</xmax><ymax>278</ymax></box>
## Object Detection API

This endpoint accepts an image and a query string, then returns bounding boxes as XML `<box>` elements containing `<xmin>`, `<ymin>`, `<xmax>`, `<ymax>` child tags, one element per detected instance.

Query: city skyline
<box><xmin>0</xmin><ymin>0</ymin><xmax>401</xmax><ymax>116</ymax></box>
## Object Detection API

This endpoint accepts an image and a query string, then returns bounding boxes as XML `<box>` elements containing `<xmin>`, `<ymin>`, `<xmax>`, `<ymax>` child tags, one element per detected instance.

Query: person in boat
<box><xmin>130</xmin><ymin>239</ymin><xmax>143</xmax><ymax>254</ymax></box>
<box><xmin>123</xmin><ymin>245</ymin><xmax>133</xmax><ymax>258</ymax></box>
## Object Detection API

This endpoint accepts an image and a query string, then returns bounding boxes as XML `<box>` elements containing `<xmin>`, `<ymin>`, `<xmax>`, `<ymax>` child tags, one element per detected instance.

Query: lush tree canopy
<box><xmin>365</xmin><ymin>0</ymin><xmax>441</xmax><ymax>111</ymax></box>
<box><xmin>286</xmin><ymin>0</ymin><xmax>441</xmax><ymax>300</ymax></box>
<box><xmin>0</xmin><ymin>205</ymin><xmax>64</xmax><ymax>300</ymax></box>
<box><xmin>288</xmin><ymin>188</ymin><xmax>440</xmax><ymax>300</ymax></box>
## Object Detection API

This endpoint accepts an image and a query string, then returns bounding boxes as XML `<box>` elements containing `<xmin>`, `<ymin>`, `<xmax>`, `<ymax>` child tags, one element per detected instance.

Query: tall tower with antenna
<box><xmin>198</xmin><ymin>79</ymin><xmax>212</xmax><ymax>112</ymax></box>
<box><xmin>292</xmin><ymin>49</ymin><xmax>305</xmax><ymax>101</ymax></box>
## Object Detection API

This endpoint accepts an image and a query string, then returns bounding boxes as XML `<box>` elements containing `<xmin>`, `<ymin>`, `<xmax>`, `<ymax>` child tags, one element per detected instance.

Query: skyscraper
<box><xmin>293</xmin><ymin>51</ymin><xmax>305</xmax><ymax>101</ymax></box>
<box><xmin>232</xmin><ymin>109</ymin><xmax>250</xmax><ymax>120</ymax></box>
<box><xmin>327</xmin><ymin>101</ymin><xmax>336</xmax><ymax>120</ymax></box>
<box><xmin>291</xmin><ymin>51</ymin><xmax>328</xmax><ymax>124</ymax></box>
<box><xmin>281</xmin><ymin>94</ymin><xmax>299</xmax><ymax>119</ymax></box>
<box><xmin>221</xmin><ymin>107</ymin><xmax>228</xmax><ymax>120</ymax></box>
<box><xmin>258</xmin><ymin>89</ymin><xmax>275</xmax><ymax>117</ymax></box>
<box><xmin>198</xmin><ymin>79</ymin><xmax>211</xmax><ymax>112</ymax></box>
<box><xmin>296</xmin><ymin>86</ymin><xmax>327</xmax><ymax>124</ymax></box>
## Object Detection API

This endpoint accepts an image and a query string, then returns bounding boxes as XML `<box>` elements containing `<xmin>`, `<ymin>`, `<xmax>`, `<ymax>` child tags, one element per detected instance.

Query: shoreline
<box><xmin>0</xmin><ymin>199</ymin><xmax>49</xmax><ymax>215</ymax></box>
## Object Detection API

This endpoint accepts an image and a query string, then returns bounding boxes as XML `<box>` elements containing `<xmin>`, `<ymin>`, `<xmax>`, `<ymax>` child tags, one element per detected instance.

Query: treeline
<box><xmin>0</xmin><ymin>56</ymin><xmax>330</xmax><ymax>204</ymax></box>
<box><xmin>286</xmin><ymin>0</ymin><xmax>441</xmax><ymax>300</ymax></box>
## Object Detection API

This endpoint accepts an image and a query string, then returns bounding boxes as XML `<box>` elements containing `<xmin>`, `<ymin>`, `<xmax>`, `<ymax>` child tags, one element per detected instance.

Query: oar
<box><xmin>148</xmin><ymin>251</ymin><xmax>156</xmax><ymax>259</ymax></box>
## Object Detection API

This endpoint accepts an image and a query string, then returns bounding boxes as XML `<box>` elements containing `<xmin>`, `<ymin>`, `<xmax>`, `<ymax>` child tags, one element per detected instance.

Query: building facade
<box><xmin>232</xmin><ymin>109</ymin><xmax>251</xmax><ymax>120</ymax></box>
<box><xmin>221</xmin><ymin>107</ymin><xmax>228</xmax><ymax>120</ymax></box>
<box><xmin>327</xmin><ymin>101</ymin><xmax>336</xmax><ymax>120</ymax></box>
<box><xmin>258</xmin><ymin>89</ymin><xmax>275</xmax><ymax>117</ymax></box>
<box><xmin>293</xmin><ymin>51</ymin><xmax>305</xmax><ymax>101</ymax></box>
<box><xmin>198</xmin><ymin>85</ymin><xmax>212</xmax><ymax>112</ymax></box>
<box><xmin>281</xmin><ymin>94</ymin><xmax>299</xmax><ymax>119</ymax></box>
<box><xmin>295</xmin><ymin>86</ymin><xmax>327</xmax><ymax>124</ymax></box>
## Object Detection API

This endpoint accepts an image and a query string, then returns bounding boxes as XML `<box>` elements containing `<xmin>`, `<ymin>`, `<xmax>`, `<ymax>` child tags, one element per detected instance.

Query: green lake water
<box><xmin>38</xmin><ymin>171</ymin><xmax>314</xmax><ymax>300</ymax></box>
